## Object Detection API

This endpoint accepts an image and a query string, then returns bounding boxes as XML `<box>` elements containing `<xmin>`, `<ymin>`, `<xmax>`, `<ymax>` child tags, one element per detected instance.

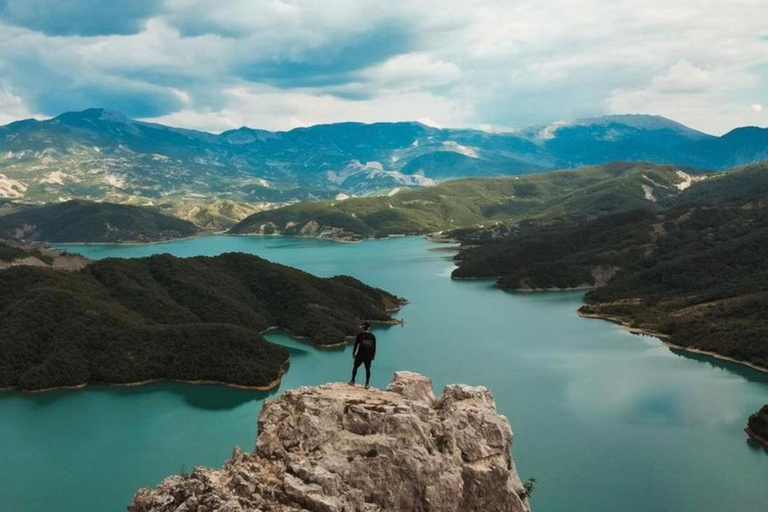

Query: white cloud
<box><xmin>0</xmin><ymin>85</ymin><xmax>38</xmax><ymax>125</ymax></box>
<box><xmin>753</xmin><ymin>104</ymin><xmax>764</xmax><ymax>113</ymax></box>
<box><xmin>361</xmin><ymin>53</ymin><xmax>461</xmax><ymax>90</ymax></box>
<box><xmin>0</xmin><ymin>0</ymin><xmax>766</xmax><ymax>133</ymax></box>
<box><xmin>143</xmin><ymin>85</ymin><xmax>470</xmax><ymax>132</ymax></box>
<box><xmin>607</xmin><ymin>57</ymin><xmax>766</xmax><ymax>134</ymax></box>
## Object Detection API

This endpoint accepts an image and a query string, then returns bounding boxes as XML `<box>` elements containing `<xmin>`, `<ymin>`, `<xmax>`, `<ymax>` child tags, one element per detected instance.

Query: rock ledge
<box><xmin>129</xmin><ymin>371</ymin><xmax>531</xmax><ymax>512</ymax></box>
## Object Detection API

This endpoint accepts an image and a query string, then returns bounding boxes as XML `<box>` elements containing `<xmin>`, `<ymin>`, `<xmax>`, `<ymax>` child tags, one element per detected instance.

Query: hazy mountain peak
<box><xmin>580</xmin><ymin>114</ymin><xmax>709</xmax><ymax>135</ymax></box>
<box><xmin>528</xmin><ymin>114</ymin><xmax>711</xmax><ymax>141</ymax></box>
<box><xmin>55</xmin><ymin>108</ymin><xmax>134</xmax><ymax>126</ymax></box>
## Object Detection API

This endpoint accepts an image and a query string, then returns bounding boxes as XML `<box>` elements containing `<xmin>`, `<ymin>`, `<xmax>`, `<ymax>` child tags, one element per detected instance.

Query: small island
<box><xmin>0</xmin><ymin>252</ymin><xmax>404</xmax><ymax>391</ymax></box>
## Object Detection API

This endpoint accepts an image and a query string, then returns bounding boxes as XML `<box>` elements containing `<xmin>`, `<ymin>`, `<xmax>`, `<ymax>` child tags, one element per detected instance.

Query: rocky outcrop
<box><xmin>0</xmin><ymin>240</ymin><xmax>89</xmax><ymax>270</ymax></box>
<box><xmin>129</xmin><ymin>372</ymin><xmax>531</xmax><ymax>512</ymax></box>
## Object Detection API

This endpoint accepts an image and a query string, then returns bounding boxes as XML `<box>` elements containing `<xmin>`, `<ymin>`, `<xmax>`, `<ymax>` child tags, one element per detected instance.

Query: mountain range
<box><xmin>2</xmin><ymin>108</ymin><xmax>767</xmax><ymax>205</ymax></box>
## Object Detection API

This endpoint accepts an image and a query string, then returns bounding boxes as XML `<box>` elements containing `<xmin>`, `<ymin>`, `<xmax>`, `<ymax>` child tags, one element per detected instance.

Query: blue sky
<box><xmin>0</xmin><ymin>0</ymin><xmax>766</xmax><ymax>134</ymax></box>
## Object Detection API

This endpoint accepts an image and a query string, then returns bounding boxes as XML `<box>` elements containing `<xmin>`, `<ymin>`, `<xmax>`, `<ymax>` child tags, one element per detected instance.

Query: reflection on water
<box><xmin>0</xmin><ymin>235</ymin><xmax>766</xmax><ymax>512</ymax></box>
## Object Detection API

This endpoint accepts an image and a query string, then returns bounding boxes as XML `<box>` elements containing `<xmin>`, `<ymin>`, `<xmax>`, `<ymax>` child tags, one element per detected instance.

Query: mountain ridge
<box><xmin>0</xmin><ymin>199</ymin><xmax>199</xmax><ymax>243</ymax></box>
<box><xmin>2</xmin><ymin>108</ymin><xmax>767</xmax><ymax>205</ymax></box>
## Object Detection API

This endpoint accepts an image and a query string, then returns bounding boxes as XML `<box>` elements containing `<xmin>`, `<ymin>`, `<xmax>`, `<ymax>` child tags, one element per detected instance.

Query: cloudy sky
<box><xmin>0</xmin><ymin>0</ymin><xmax>766</xmax><ymax>134</ymax></box>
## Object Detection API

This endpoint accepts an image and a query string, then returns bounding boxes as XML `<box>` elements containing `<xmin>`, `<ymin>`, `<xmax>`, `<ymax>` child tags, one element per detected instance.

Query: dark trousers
<box><xmin>351</xmin><ymin>355</ymin><xmax>372</xmax><ymax>384</ymax></box>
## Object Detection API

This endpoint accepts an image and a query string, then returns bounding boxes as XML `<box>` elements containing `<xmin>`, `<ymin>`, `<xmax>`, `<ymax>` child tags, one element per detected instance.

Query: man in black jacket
<box><xmin>349</xmin><ymin>322</ymin><xmax>376</xmax><ymax>389</ymax></box>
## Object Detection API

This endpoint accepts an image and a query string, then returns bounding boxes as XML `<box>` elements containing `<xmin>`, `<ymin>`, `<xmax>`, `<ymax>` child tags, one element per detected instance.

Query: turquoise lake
<box><xmin>1</xmin><ymin>235</ymin><xmax>767</xmax><ymax>511</ymax></box>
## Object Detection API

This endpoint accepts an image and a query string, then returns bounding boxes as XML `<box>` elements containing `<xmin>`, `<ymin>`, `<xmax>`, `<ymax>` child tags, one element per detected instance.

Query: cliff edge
<box><xmin>129</xmin><ymin>371</ymin><xmax>531</xmax><ymax>512</ymax></box>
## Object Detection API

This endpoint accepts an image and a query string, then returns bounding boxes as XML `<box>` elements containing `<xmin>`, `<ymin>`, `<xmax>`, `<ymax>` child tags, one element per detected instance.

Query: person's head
<box><xmin>362</xmin><ymin>322</ymin><xmax>371</xmax><ymax>332</ymax></box>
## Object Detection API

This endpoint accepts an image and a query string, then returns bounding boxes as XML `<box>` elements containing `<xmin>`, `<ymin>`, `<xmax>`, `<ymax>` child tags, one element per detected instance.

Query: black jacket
<box><xmin>353</xmin><ymin>331</ymin><xmax>376</xmax><ymax>360</ymax></box>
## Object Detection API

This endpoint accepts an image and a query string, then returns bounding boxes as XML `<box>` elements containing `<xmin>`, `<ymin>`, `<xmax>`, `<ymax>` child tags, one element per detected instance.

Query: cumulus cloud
<box><xmin>0</xmin><ymin>85</ymin><xmax>35</xmax><ymax>125</ymax></box>
<box><xmin>147</xmin><ymin>85</ymin><xmax>469</xmax><ymax>133</ymax></box>
<box><xmin>0</xmin><ymin>0</ymin><xmax>766</xmax><ymax>134</ymax></box>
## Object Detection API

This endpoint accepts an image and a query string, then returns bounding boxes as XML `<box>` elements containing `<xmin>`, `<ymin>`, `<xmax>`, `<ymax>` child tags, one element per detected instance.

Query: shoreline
<box><xmin>55</xmin><ymin>231</ymin><xmax>449</xmax><ymax>249</ymax></box>
<box><xmin>226</xmin><ymin>232</ymin><xmax>365</xmax><ymax>244</ymax></box>
<box><xmin>514</xmin><ymin>285</ymin><xmax>596</xmax><ymax>293</ymax></box>
<box><xmin>19</xmin><ymin>376</ymin><xmax>284</xmax><ymax>395</ymax></box>
<box><xmin>577</xmin><ymin>310</ymin><xmax>768</xmax><ymax>376</ymax></box>
<box><xmin>4</xmin><ymin>308</ymin><xmax>407</xmax><ymax>395</ymax></box>
<box><xmin>15</xmin><ymin>360</ymin><xmax>290</xmax><ymax>395</ymax></box>
<box><xmin>745</xmin><ymin>428</ymin><xmax>768</xmax><ymax>449</ymax></box>
<box><xmin>51</xmin><ymin>232</ymin><xmax>223</xmax><ymax>247</ymax></box>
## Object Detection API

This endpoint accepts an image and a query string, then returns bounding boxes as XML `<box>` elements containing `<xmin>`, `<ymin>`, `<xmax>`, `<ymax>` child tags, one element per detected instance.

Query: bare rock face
<box><xmin>129</xmin><ymin>371</ymin><xmax>531</xmax><ymax>512</ymax></box>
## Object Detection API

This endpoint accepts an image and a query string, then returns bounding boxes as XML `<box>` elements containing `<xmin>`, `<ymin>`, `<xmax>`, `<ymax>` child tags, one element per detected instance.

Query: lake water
<box><xmin>1</xmin><ymin>235</ymin><xmax>767</xmax><ymax>512</ymax></box>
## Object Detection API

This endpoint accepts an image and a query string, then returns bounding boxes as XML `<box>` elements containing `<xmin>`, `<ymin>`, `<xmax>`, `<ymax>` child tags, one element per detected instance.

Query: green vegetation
<box><xmin>231</xmin><ymin>162</ymin><xmax>695</xmax><ymax>238</ymax></box>
<box><xmin>451</xmin><ymin>160</ymin><xmax>768</xmax><ymax>437</ymax></box>
<box><xmin>0</xmin><ymin>252</ymin><xmax>402</xmax><ymax>391</ymax></box>
<box><xmin>0</xmin><ymin>241</ymin><xmax>27</xmax><ymax>262</ymax></box>
<box><xmin>519</xmin><ymin>477</ymin><xmax>537</xmax><ymax>500</ymax></box>
<box><xmin>452</xmin><ymin>161</ymin><xmax>768</xmax><ymax>369</ymax></box>
<box><xmin>747</xmin><ymin>406</ymin><xmax>768</xmax><ymax>445</ymax></box>
<box><xmin>157</xmin><ymin>199</ymin><xmax>271</xmax><ymax>231</ymax></box>
<box><xmin>581</xmin><ymin>203</ymin><xmax>768</xmax><ymax>368</ymax></box>
<box><xmin>453</xmin><ymin>209</ymin><xmax>655</xmax><ymax>289</ymax></box>
<box><xmin>0</xmin><ymin>200</ymin><xmax>198</xmax><ymax>243</ymax></box>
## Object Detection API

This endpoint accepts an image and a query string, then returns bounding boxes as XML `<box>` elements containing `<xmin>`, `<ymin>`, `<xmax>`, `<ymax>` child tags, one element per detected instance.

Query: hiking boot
<box><xmin>364</xmin><ymin>383</ymin><xmax>370</xmax><ymax>389</ymax></box>
<box><xmin>348</xmin><ymin>380</ymin><xmax>355</xmax><ymax>386</ymax></box>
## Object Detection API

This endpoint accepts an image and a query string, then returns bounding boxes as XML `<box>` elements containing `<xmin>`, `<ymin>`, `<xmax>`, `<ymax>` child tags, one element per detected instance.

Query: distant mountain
<box><xmin>1</xmin><ymin>108</ymin><xmax>766</xmax><ymax>204</ymax></box>
<box><xmin>0</xmin><ymin>252</ymin><xmax>403</xmax><ymax>391</ymax></box>
<box><xmin>0</xmin><ymin>200</ymin><xmax>198</xmax><ymax>243</ymax></box>
<box><xmin>229</xmin><ymin>162</ymin><xmax>703</xmax><ymax>240</ymax></box>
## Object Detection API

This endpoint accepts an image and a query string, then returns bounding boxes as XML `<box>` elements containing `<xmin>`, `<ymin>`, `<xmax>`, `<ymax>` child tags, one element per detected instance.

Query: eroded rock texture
<box><xmin>129</xmin><ymin>371</ymin><xmax>531</xmax><ymax>512</ymax></box>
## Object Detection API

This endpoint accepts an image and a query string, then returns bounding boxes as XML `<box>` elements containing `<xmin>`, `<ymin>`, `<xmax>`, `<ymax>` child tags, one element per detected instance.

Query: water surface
<box><xmin>1</xmin><ymin>235</ymin><xmax>767</xmax><ymax>511</ymax></box>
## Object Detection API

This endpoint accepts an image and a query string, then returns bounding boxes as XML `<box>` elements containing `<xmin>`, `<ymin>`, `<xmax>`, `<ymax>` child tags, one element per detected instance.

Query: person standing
<box><xmin>349</xmin><ymin>322</ymin><xmax>376</xmax><ymax>389</ymax></box>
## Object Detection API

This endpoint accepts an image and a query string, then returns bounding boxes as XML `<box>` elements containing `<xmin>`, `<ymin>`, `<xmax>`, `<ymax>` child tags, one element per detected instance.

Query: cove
<box><xmin>1</xmin><ymin>235</ymin><xmax>767</xmax><ymax>512</ymax></box>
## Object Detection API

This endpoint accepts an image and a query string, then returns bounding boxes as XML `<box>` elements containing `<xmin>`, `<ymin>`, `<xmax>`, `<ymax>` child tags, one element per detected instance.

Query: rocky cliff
<box><xmin>129</xmin><ymin>372</ymin><xmax>531</xmax><ymax>512</ymax></box>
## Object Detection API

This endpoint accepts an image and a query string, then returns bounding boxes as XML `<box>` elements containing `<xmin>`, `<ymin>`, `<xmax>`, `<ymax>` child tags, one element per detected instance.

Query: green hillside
<box><xmin>450</xmin><ymin>161</ymin><xmax>768</xmax><ymax>433</ymax></box>
<box><xmin>0</xmin><ymin>200</ymin><xmax>198</xmax><ymax>243</ymax></box>
<box><xmin>451</xmin><ymin>161</ymin><xmax>768</xmax><ymax>373</ymax></box>
<box><xmin>0</xmin><ymin>252</ymin><xmax>403</xmax><ymax>391</ymax></box>
<box><xmin>230</xmin><ymin>162</ymin><xmax>698</xmax><ymax>239</ymax></box>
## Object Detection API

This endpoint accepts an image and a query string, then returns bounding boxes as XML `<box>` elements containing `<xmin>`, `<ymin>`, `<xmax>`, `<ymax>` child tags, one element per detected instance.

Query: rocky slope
<box><xmin>129</xmin><ymin>372</ymin><xmax>531</xmax><ymax>512</ymax></box>
<box><xmin>0</xmin><ymin>239</ymin><xmax>88</xmax><ymax>270</ymax></box>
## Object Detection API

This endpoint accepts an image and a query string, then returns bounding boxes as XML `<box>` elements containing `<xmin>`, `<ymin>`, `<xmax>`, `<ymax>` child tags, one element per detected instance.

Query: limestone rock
<box><xmin>129</xmin><ymin>371</ymin><xmax>531</xmax><ymax>512</ymax></box>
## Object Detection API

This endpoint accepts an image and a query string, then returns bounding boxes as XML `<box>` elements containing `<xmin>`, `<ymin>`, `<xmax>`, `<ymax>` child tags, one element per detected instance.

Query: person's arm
<box><xmin>371</xmin><ymin>334</ymin><xmax>376</xmax><ymax>360</ymax></box>
<box><xmin>353</xmin><ymin>334</ymin><xmax>361</xmax><ymax>358</ymax></box>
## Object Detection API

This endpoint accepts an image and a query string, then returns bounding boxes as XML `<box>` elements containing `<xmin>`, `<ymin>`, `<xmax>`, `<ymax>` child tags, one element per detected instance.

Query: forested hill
<box><xmin>0</xmin><ymin>200</ymin><xmax>198</xmax><ymax>243</ymax></box>
<box><xmin>230</xmin><ymin>162</ymin><xmax>699</xmax><ymax>240</ymax></box>
<box><xmin>452</xmin><ymin>161</ymin><xmax>768</xmax><ymax>369</ymax></box>
<box><xmin>451</xmin><ymin>161</ymin><xmax>768</xmax><ymax>435</ymax></box>
<box><xmin>0</xmin><ymin>252</ymin><xmax>403</xmax><ymax>391</ymax></box>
